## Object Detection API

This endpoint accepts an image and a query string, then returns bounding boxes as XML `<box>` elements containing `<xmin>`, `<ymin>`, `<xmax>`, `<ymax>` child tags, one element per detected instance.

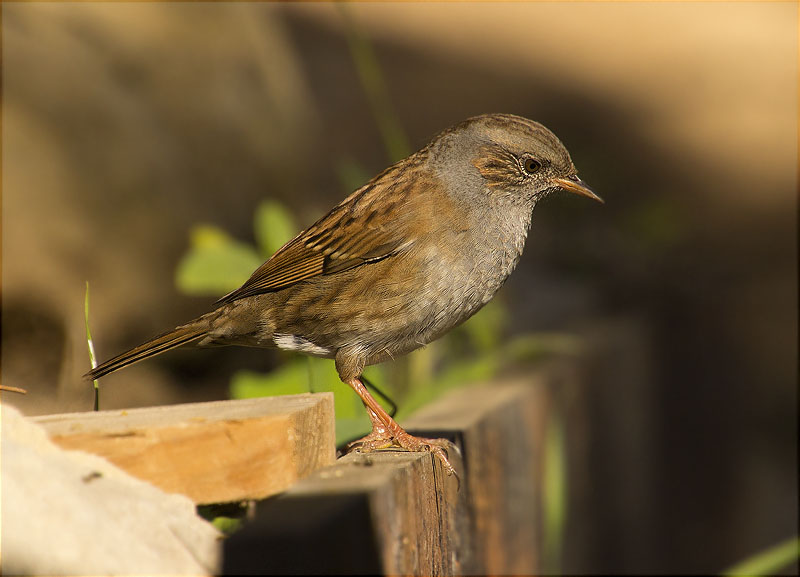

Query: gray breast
<box><xmin>411</xmin><ymin>199</ymin><xmax>533</xmax><ymax>346</ymax></box>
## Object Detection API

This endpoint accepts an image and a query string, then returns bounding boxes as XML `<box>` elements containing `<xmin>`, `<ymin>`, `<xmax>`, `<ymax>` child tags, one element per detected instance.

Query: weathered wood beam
<box><xmin>224</xmin><ymin>375</ymin><xmax>551</xmax><ymax>575</ymax></box>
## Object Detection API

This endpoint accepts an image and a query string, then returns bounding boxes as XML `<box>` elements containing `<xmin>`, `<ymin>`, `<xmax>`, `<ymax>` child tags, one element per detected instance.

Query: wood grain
<box><xmin>33</xmin><ymin>393</ymin><xmax>335</xmax><ymax>504</ymax></box>
<box><xmin>224</xmin><ymin>374</ymin><xmax>553</xmax><ymax>575</ymax></box>
<box><xmin>224</xmin><ymin>450</ymin><xmax>471</xmax><ymax>576</ymax></box>
<box><xmin>405</xmin><ymin>376</ymin><xmax>552</xmax><ymax>575</ymax></box>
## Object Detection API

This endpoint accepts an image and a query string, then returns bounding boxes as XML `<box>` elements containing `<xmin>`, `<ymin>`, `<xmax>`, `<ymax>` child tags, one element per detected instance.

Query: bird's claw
<box><xmin>345</xmin><ymin>430</ymin><xmax>460</xmax><ymax>487</ymax></box>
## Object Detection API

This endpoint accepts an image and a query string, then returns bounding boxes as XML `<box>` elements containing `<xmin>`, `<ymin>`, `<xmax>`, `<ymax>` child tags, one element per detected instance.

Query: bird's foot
<box><xmin>345</xmin><ymin>428</ymin><xmax>395</xmax><ymax>453</ymax></box>
<box><xmin>346</xmin><ymin>429</ymin><xmax>458</xmax><ymax>479</ymax></box>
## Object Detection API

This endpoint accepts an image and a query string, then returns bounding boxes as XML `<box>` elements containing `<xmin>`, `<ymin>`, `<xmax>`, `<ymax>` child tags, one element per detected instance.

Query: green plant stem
<box><xmin>84</xmin><ymin>281</ymin><xmax>100</xmax><ymax>411</ymax></box>
<box><xmin>338</xmin><ymin>4</ymin><xmax>410</xmax><ymax>162</ymax></box>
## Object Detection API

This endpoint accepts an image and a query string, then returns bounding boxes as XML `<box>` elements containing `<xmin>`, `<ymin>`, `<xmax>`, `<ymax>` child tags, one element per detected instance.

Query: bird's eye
<box><xmin>522</xmin><ymin>157</ymin><xmax>542</xmax><ymax>175</ymax></box>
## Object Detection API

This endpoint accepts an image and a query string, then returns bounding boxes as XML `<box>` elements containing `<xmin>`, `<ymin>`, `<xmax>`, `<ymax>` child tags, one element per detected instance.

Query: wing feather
<box><xmin>216</xmin><ymin>159</ymin><xmax>426</xmax><ymax>304</ymax></box>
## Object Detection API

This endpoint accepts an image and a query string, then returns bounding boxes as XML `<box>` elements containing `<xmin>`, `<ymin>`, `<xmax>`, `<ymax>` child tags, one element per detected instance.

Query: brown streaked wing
<box><xmin>216</xmin><ymin>163</ymin><xmax>417</xmax><ymax>304</ymax></box>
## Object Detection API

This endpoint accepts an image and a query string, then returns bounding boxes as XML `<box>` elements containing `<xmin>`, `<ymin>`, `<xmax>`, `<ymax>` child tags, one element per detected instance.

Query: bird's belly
<box><xmin>264</xmin><ymin>233</ymin><xmax>524</xmax><ymax>364</ymax></box>
<box><xmin>364</xmin><ymin>240</ymin><xmax>522</xmax><ymax>362</ymax></box>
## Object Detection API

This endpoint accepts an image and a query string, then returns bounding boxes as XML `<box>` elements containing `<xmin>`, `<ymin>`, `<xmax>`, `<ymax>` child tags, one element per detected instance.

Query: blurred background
<box><xmin>2</xmin><ymin>2</ymin><xmax>796</xmax><ymax>574</ymax></box>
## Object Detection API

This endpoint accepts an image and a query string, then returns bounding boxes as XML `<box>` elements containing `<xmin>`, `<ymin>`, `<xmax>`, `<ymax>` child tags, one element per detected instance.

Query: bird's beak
<box><xmin>553</xmin><ymin>175</ymin><xmax>604</xmax><ymax>203</ymax></box>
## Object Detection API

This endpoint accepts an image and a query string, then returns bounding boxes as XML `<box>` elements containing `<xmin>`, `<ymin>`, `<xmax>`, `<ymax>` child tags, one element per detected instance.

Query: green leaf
<box><xmin>305</xmin><ymin>357</ymin><xmax>372</xmax><ymax>446</ymax></box>
<box><xmin>254</xmin><ymin>200</ymin><xmax>296</xmax><ymax>258</ymax></box>
<box><xmin>459</xmin><ymin>299</ymin><xmax>509</xmax><ymax>352</ymax></box>
<box><xmin>211</xmin><ymin>516</ymin><xmax>242</xmax><ymax>535</ymax></box>
<box><xmin>230</xmin><ymin>357</ymin><xmax>373</xmax><ymax>447</ymax></box>
<box><xmin>722</xmin><ymin>537</ymin><xmax>800</xmax><ymax>577</ymax></box>
<box><xmin>334</xmin><ymin>418</ymin><xmax>371</xmax><ymax>448</ymax></box>
<box><xmin>305</xmin><ymin>358</ymin><xmax>360</xmax><ymax>419</ymax></box>
<box><xmin>395</xmin><ymin>354</ymin><xmax>499</xmax><ymax>421</ymax></box>
<box><xmin>543</xmin><ymin>411</ymin><xmax>567</xmax><ymax>575</ymax></box>
<box><xmin>230</xmin><ymin>364</ymin><xmax>309</xmax><ymax>399</ymax></box>
<box><xmin>175</xmin><ymin>225</ymin><xmax>261</xmax><ymax>296</ymax></box>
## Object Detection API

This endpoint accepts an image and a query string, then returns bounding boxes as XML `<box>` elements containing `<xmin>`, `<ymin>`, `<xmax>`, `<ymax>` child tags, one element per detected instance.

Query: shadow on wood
<box><xmin>224</xmin><ymin>451</ymin><xmax>465</xmax><ymax>575</ymax></box>
<box><xmin>224</xmin><ymin>492</ymin><xmax>383</xmax><ymax>575</ymax></box>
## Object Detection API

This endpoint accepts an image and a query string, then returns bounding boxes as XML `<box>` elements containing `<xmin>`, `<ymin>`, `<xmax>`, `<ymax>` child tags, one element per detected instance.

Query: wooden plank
<box><xmin>223</xmin><ymin>450</ymin><xmax>471</xmax><ymax>576</ymax></box>
<box><xmin>33</xmin><ymin>393</ymin><xmax>335</xmax><ymax>504</ymax></box>
<box><xmin>223</xmin><ymin>374</ymin><xmax>551</xmax><ymax>575</ymax></box>
<box><xmin>404</xmin><ymin>375</ymin><xmax>551</xmax><ymax>575</ymax></box>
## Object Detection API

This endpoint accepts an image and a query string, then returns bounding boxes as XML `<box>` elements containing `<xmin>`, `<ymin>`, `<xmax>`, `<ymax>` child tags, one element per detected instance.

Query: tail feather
<box><xmin>84</xmin><ymin>322</ymin><xmax>207</xmax><ymax>381</ymax></box>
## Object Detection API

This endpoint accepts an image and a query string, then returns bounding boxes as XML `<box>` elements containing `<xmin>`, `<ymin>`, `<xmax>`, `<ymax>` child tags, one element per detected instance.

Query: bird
<box><xmin>85</xmin><ymin>113</ymin><xmax>602</xmax><ymax>477</ymax></box>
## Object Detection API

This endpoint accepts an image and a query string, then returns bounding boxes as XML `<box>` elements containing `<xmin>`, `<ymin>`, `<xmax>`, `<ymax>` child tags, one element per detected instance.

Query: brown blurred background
<box><xmin>2</xmin><ymin>2</ymin><xmax>796</xmax><ymax>573</ymax></box>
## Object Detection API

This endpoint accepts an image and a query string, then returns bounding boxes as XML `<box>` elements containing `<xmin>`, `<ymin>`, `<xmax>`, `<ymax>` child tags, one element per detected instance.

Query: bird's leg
<box><xmin>345</xmin><ymin>405</ymin><xmax>396</xmax><ymax>450</ymax></box>
<box><xmin>343</xmin><ymin>376</ymin><xmax>457</xmax><ymax>477</ymax></box>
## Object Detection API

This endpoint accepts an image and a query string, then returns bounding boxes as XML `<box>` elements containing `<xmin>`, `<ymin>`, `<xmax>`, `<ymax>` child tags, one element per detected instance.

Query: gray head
<box><xmin>428</xmin><ymin>113</ymin><xmax>601</xmax><ymax>206</ymax></box>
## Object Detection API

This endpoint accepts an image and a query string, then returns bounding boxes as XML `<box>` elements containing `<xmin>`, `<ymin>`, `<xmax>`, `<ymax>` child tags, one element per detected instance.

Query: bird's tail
<box><xmin>84</xmin><ymin>320</ymin><xmax>208</xmax><ymax>381</ymax></box>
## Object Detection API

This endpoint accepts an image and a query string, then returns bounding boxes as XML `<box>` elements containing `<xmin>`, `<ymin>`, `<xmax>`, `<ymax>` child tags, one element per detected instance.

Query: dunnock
<box><xmin>86</xmin><ymin>113</ymin><xmax>601</xmax><ymax>476</ymax></box>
